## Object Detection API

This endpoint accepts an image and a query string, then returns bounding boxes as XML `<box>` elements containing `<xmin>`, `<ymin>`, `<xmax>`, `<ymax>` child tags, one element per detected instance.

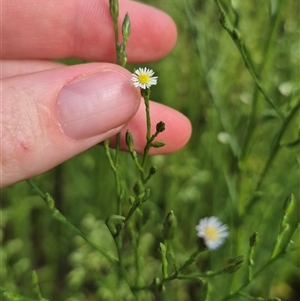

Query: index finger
<box><xmin>2</xmin><ymin>0</ymin><xmax>177</xmax><ymax>62</ymax></box>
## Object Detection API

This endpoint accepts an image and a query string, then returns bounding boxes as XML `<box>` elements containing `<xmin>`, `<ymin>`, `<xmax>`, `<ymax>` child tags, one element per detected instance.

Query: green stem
<box><xmin>270</xmin><ymin>194</ymin><xmax>295</xmax><ymax>259</ymax></box>
<box><xmin>115</xmin><ymin>133</ymin><xmax>123</xmax><ymax>215</ymax></box>
<box><xmin>244</xmin><ymin>101</ymin><xmax>299</xmax><ymax>214</ymax></box>
<box><xmin>27</xmin><ymin>179</ymin><xmax>117</xmax><ymax>264</ymax></box>
<box><xmin>221</xmin><ymin>221</ymin><xmax>299</xmax><ymax>301</ymax></box>
<box><xmin>240</xmin><ymin>0</ymin><xmax>288</xmax><ymax>161</ymax></box>
<box><xmin>115</xmin><ymin>235</ymin><xmax>131</xmax><ymax>286</ymax></box>
<box><xmin>214</xmin><ymin>0</ymin><xmax>285</xmax><ymax>121</ymax></box>
<box><xmin>112</xmin><ymin>15</ymin><xmax>120</xmax><ymax>64</ymax></box>
<box><xmin>108</xmin><ymin>0</ymin><xmax>129</xmax><ymax>214</ymax></box>
<box><xmin>221</xmin><ymin>252</ymin><xmax>280</xmax><ymax>301</ymax></box>
<box><xmin>124</xmin><ymin>199</ymin><xmax>141</xmax><ymax>224</ymax></box>
<box><xmin>104</xmin><ymin>139</ymin><xmax>117</xmax><ymax>172</ymax></box>
<box><xmin>176</xmin><ymin>270</ymin><xmax>222</xmax><ymax>280</ymax></box>
<box><xmin>141</xmin><ymin>90</ymin><xmax>152</xmax><ymax>176</ymax></box>
<box><xmin>183</xmin><ymin>0</ymin><xmax>239</xmax><ymax>157</ymax></box>
<box><xmin>103</xmin><ymin>139</ymin><xmax>123</xmax><ymax>215</ymax></box>
<box><xmin>145</xmin><ymin>96</ymin><xmax>151</xmax><ymax>142</ymax></box>
<box><xmin>32</xmin><ymin>271</ymin><xmax>44</xmax><ymax>301</ymax></box>
<box><xmin>133</xmin><ymin>229</ymin><xmax>142</xmax><ymax>287</ymax></box>
<box><xmin>177</xmin><ymin>250</ymin><xmax>199</xmax><ymax>273</ymax></box>
<box><xmin>112</xmin><ymin>231</ymin><xmax>143</xmax><ymax>299</ymax></box>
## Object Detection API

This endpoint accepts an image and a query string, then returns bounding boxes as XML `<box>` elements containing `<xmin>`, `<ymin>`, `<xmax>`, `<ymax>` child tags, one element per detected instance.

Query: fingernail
<box><xmin>56</xmin><ymin>70</ymin><xmax>139</xmax><ymax>140</ymax></box>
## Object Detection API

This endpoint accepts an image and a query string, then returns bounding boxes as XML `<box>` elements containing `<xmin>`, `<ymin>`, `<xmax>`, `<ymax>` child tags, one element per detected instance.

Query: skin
<box><xmin>1</xmin><ymin>0</ymin><xmax>192</xmax><ymax>188</ymax></box>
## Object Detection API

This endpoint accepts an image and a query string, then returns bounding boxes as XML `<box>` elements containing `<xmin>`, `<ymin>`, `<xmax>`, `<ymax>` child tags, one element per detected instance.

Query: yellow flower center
<box><xmin>204</xmin><ymin>227</ymin><xmax>219</xmax><ymax>242</ymax></box>
<box><xmin>138</xmin><ymin>74</ymin><xmax>150</xmax><ymax>84</ymax></box>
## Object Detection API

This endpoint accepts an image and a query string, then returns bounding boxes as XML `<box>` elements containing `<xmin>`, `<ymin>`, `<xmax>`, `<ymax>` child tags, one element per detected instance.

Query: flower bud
<box><xmin>122</xmin><ymin>13</ymin><xmax>131</xmax><ymax>42</ymax></box>
<box><xmin>142</xmin><ymin>188</ymin><xmax>151</xmax><ymax>203</ymax></box>
<box><xmin>162</xmin><ymin>211</ymin><xmax>177</xmax><ymax>240</ymax></box>
<box><xmin>249</xmin><ymin>232</ymin><xmax>259</xmax><ymax>247</ymax></box>
<box><xmin>232</xmin><ymin>29</ymin><xmax>241</xmax><ymax>42</ymax></box>
<box><xmin>159</xmin><ymin>242</ymin><xmax>168</xmax><ymax>279</ymax></box>
<box><xmin>31</xmin><ymin>270</ymin><xmax>39</xmax><ymax>285</ymax></box>
<box><xmin>152</xmin><ymin>276</ymin><xmax>161</xmax><ymax>287</ymax></box>
<box><xmin>283</xmin><ymin>194</ymin><xmax>294</xmax><ymax>216</ymax></box>
<box><xmin>159</xmin><ymin>284</ymin><xmax>166</xmax><ymax>292</ymax></box>
<box><xmin>156</xmin><ymin>121</ymin><xmax>166</xmax><ymax>133</ymax></box>
<box><xmin>133</xmin><ymin>180</ymin><xmax>144</xmax><ymax>196</ymax></box>
<box><xmin>149</xmin><ymin>166</ymin><xmax>157</xmax><ymax>176</ymax></box>
<box><xmin>159</xmin><ymin>242</ymin><xmax>167</xmax><ymax>254</ymax></box>
<box><xmin>125</xmin><ymin>130</ymin><xmax>134</xmax><ymax>152</ymax></box>
<box><xmin>45</xmin><ymin>193</ymin><xmax>55</xmax><ymax>209</ymax></box>
<box><xmin>223</xmin><ymin>255</ymin><xmax>244</xmax><ymax>274</ymax></box>
<box><xmin>109</xmin><ymin>0</ymin><xmax>119</xmax><ymax>21</ymax></box>
<box><xmin>151</xmin><ymin>141</ymin><xmax>166</xmax><ymax>148</ymax></box>
<box><xmin>128</xmin><ymin>196</ymin><xmax>135</xmax><ymax>205</ymax></box>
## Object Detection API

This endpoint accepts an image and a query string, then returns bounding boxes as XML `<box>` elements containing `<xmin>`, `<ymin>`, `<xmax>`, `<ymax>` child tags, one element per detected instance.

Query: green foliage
<box><xmin>2</xmin><ymin>0</ymin><xmax>299</xmax><ymax>300</ymax></box>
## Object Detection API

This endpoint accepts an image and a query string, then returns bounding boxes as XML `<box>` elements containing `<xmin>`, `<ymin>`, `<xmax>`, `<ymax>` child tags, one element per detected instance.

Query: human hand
<box><xmin>1</xmin><ymin>0</ymin><xmax>192</xmax><ymax>188</ymax></box>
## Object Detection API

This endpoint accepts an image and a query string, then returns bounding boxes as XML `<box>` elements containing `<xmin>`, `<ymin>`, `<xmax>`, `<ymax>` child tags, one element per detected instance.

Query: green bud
<box><xmin>149</xmin><ymin>166</ymin><xmax>157</xmax><ymax>176</ymax></box>
<box><xmin>116</xmin><ymin>221</ymin><xmax>124</xmax><ymax>233</ymax></box>
<box><xmin>159</xmin><ymin>284</ymin><xmax>166</xmax><ymax>292</ymax></box>
<box><xmin>131</xmin><ymin>150</ymin><xmax>138</xmax><ymax>160</ymax></box>
<box><xmin>142</xmin><ymin>188</ymin><xmax>151</xmax><ymax>202</ymax></box>
<box><xmin>32</xmin><ymin>270</ymin><xmax>39</xmax><ymax>285</ymax></box>
<box><xmin>133</xmin><ymin>180</ymin><xmax>144</xmax><ymax>196</ymax></box>
<box><xmin>125</xmin><ymin>130</ymin><xmax>134</xmax><ymax>151</ymax></box>
<box><xmin>106</xmin><ymin>215</ymin><xmax>125</xmax><ymax>237</ymax></box>
<box><xmin>232</xmin><ymin>29</ymin><xmax>241</xmax><ymax>41</ymax></box>
<box><xmin>283</xmin><ymin>194</ymin><xmax>294</xmax><ymax>216</ymax></box>
<box><xmin>159</xmin><ymin>242</ymin><xmax>168</xmax><ymax>279</ymax></box>
<box><xmin>156</xmin><ymin>121</ymin><xmax>166</xmax><ymax>133</ymax></box>
<box><xmin>121</xmin><ymin>55</ymin><xmax>127</xmax><ymax>67</ymax></box>
<box><xmin>204</xmin><ymin>271</ymin><xmax>214</xmax><ymax>276</ymax></box>
<box><xmin>223</xmin><ymin>255</ymin><xmax>244</xmax><ymax>274</ymax></box>
<box><xmin>152</xmin><ymin>276</ymin><xmax>161</xmax><ymax>287</ymax></box>
<box><xmin>122</xmin><ymin>13</ymin><xmax>131</xmax><ymax>42</ymax></box>
<box><xmin>162</xmin><ymin>210</ymin><xmax>177</xmax><ymax>240</ymax></box>
<box><xmin>109</xmin><ymin>0</ymin><xmax>119</xmax><ymax>21</ymax></box>
<box><xmin>129</xmin><ymin>196</ymin><xmax>135</xmax><ymax>205</ymax></box>
<box><xmin>45</xmin><ymin>193</ymin><xmax>55</xmax><ymax>209</ymax></box>
<box><xmin>283</xmin><ymin>223</ymin><xmax>289</xmax><ymax>232</ymax></box>
<box><xmin>119</xmin><ymin>43</ymin><xmax>125</xmax><ymax>55</ymax></box>
<box><xmin>249</xmin><ymin>232</ymin><xmax>259</xmax><ymax>247</ymax></box>
<box><xmin>159</xmin><ymin>242</ymin><xmax>167</xmax><ymax>254</ymax></box>
<box><xmin>219</xmin><ymin>12</ymin><xmax>226</xmax><ymax>26</ymax></box>
<box><xmin>151</xmin><ymin>141</ymin><xmax>166</xmax><ymax>148</ymax></box>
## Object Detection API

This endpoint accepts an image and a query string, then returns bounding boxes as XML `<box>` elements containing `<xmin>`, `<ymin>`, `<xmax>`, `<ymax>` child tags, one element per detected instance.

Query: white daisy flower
<box><xmin>131</xmin><ymin>67</ymin><xmax>158</xmax><ymax>89</ymax></box>
<box><xmin>195</xmin><ymin>217</ymin><xmax>228</xmax><ymax>250</ymax></box>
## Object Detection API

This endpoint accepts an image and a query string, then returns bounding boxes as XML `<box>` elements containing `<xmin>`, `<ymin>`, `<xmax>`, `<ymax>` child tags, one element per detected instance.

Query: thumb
<box><xmin>1</xmin><ymin>63</ymin><xmax>140</xmax><ymax>187</ymax></box>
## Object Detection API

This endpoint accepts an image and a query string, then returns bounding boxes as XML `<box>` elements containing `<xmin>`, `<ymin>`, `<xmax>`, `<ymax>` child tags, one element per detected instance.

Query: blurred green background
<box><xmin>1</xmin><ymin>0</ymin><xmax>299</xmax><ymax>300</ymax></box>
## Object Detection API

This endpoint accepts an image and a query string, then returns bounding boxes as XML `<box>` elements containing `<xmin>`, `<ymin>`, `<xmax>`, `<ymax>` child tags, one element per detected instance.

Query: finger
<box><xmin>110</xmin><ymin>101</ymin><xmax>192</xmax><ymax>154</ymax></box>
<box><xmin>1</xmin><ymin>63</ymin><xmax>141</xmax><ymax>187</ymax></box>
<box><xmin>1</xmin><ymin>60</ymin><xmax>191</xmax><ymax>154</ymax></box>
<box><xmin>1</xmin><ymin>60</ymin><xmax>64</xmax><ymax>78</ymax></box>
<box><xmin>2</xmin><ymin>0</ymin><xmax>177</xmax><ymax>62</ymax></box>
